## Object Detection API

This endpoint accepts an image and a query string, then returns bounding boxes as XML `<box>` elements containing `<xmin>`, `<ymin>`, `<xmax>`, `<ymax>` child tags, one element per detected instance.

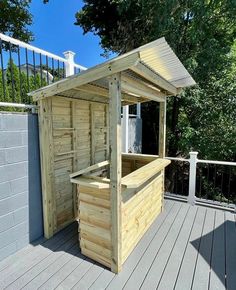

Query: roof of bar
<box><xmin>29</xmin><ymin>37</ymin><xmax>195</xmax><ymax>102</ymax></box>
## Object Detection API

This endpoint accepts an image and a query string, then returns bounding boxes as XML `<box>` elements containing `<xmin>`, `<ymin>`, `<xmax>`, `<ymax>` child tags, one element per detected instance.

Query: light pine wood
<box><xmin>70</xmin><ymin>160</ymin><xmax>109</xmax><ymax>178</ymax></box>
<box><xmin>158</xmin><ymin>100</ymin><xmax>166</xmax><ymax>158</ymax></box>
<box><xmin>38</xmin><ymin>98</ymin><xmax>55</xmax><ymax>238</ymax></box>
<box><xmin>109</xmin><ymin>73</ymin><xmax>122</xmax><ymax>273</ymax></box>
<box><xmin>131</xmin><ymin>61</ymin><xmax>177</xmax><ymax>95</ymax></box>
<box><xmin>31</xmin><ymin>53</ymin><xmax>140</xmax><ymax>101</ymax></box>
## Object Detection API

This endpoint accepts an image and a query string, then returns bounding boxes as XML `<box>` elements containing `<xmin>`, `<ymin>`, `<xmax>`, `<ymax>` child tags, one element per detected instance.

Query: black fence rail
<box><xmin>165</xmin><ymin>154</ymin><xmax>236</xmax><ymax>206</ymax></box>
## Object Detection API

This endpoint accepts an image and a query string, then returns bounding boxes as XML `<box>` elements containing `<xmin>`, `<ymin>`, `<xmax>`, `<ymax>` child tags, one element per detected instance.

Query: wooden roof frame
<box><xmin>29</xmin><ymin>37</ymin><xmax>195</xmax><ymax>103</ymax></box>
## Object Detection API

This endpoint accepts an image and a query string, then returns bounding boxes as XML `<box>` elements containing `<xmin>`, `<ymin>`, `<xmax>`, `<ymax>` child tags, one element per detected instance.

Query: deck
<box><xmin>0</xmin><ymin>198</ymin><xmax>235</xmax><ymax>290</ymax></box>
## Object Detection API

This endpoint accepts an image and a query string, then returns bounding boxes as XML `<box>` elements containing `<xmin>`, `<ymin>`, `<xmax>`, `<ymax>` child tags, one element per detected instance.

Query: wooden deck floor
<box><xmin>0</xmin><ymin>198</ymin><xmax>235</xmax><ymax>290</ymax></box>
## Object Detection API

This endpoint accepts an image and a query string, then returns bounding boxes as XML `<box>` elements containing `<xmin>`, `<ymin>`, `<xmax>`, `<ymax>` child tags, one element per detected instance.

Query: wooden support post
<box><xmin>109</xmin><ymin>73</ymin><xmax>122</xmax><ymax>273</ymax></box>
<box><xmin>158</xmin><ymin>99</ymin><xmax>167</xmax><ymax>211</ymax></box>
<box><xmin>158</xmin><ymin>100</ymin><xmax>166</xmax><ymax>158</ymax></box>
<box><xmin>38</xmin><ymin>98</ymin><xmax>55</xmax><ymax>238</ymax></box>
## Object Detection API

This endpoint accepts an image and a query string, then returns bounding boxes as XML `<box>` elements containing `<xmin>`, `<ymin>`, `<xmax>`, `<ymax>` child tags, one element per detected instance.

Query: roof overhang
<box><xmin>29</xmin><ymin>37</ymin><xmax>196</xmax><ymax>103</ymax></box>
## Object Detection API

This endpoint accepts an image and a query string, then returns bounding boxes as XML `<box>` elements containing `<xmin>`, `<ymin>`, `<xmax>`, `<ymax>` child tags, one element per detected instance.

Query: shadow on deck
<box><xmin>0</xmin><ymin>199</ymin><xmax>235</xmax><ymax>290</ymax></box>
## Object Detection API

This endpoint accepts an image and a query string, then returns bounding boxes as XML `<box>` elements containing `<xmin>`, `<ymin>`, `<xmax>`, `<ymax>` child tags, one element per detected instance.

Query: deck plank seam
<box><xmin>208</xmin><ymin>210</ymin><xmax>216</xmax><ymax>290</ymax></box>
<box><xmin>155</xmin><ymin>205</ymin><xmax>194</xmax><ymax>289</ymax></box>
<box><xmin>172</xmin><ymin>207</ymin><xmax>199</xmax><ymax>289</ymax></box>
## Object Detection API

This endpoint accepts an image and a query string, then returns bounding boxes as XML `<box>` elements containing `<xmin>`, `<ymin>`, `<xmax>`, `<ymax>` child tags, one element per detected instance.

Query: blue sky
<box><xmin>29</xmin><ymin>1</ymin><xmax>116</xmax><ymax>68</ymax></box>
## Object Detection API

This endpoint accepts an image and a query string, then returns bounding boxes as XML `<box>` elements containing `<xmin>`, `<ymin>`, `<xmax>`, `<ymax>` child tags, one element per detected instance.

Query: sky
<box><xmin>29</xmin><ymin>1</ymin><xmax>116</xmax><ymax>68</ymax></box>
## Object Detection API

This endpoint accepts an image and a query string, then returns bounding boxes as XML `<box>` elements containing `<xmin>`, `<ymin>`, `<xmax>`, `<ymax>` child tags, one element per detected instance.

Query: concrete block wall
<box><xmin>0</xmin><ymin>112</ymin><xmax>43</xmax><ymax>261</ymax></box>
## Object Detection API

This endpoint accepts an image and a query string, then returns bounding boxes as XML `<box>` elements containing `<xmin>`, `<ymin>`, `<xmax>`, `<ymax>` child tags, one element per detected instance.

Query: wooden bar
<box><xmin>71</xmin><ymin>156</ymin><xmax>170</xmax><ymax>271</ymax></box>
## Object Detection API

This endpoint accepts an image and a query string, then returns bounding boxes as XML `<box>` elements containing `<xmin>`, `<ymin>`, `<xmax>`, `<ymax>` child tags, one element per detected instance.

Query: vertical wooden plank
<box><xmin>158</xmin><ymin>100</ymin><xmax>166</xmax><ymax>158</ymax></box>
<box><xmin>38</xmin><ymin>98</ymin><xmax>55</xmax><ymax>238</ymax></box>
<box><xmin>71</xmin><ymin>100</ymin><xmax>78</xmax><ymax>219</ymax></box>
<box><xmin>109</xmin><ymin>73</ymin><xmax>122</xmax><ymax>273</ymax></box>
<box><xmin>159</xmin><ymin>99</ymin><xmax>167</xmax><ymax>211</ymax></box>
<box><xmin>105</xmin><ymin>104</ymin><xmax>110</xmax><ymax>160</ymax></box>
<box><xmin>90</xmin><ymin>103</ymin><xmax>95</xmax><ymax>165</ymax></box>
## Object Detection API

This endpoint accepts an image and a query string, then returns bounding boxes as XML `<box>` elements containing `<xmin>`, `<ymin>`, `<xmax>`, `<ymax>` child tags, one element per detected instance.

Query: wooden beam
<box><xmin>131</xmin><ymin>61</ymin><xmax>178</xmax><ymax>95</ymax></box>
<box><xmin>59</xmin><ymin>89</ymin><xmax>109</xmax><ymax>104</ymax></box>
<box><xmin>121</xmin><ymin>75</ymin><xmax>166</xmax><ymax>102</ymax></box>
<box><xmin>77</xmin><ymin>83</ymin><xmax>147</xmax><ymax>104</ymax></box>
<box><xmin>70</xmin><ymin>160</ymin><xmax>109</xmax><ymax>179</ymax></box>
<box><xmin>109</xmin><ymin>73</ymin><xmax>122</xmax><ymax>273</ymax></box>
<box><xmin>158</xmin><ymin>100</ymin><xmax>166</xmax><ymax>157</ymax></box>
<box><xmin>38</xmin><ymin>98</ymin><xmax>55</xmax><ymax>238</ymax></box>
<box><xmin>30</xmin><ymin>52</ymin><xmax>140</xmax><ymax>101</ymax></box>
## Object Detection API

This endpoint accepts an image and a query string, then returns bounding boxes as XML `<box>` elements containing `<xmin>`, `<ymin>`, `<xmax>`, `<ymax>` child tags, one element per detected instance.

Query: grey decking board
<box><xmin>139</xmin><ymin>203</ymin><xmax>190</xmax><ymax>290</ymax></box>
<box><xmin>72</xmin><ymin>263</ymin><xmax>105</xmax><ymax>290</ymax></box>
<box><xmin>5</xmin><ymin>237</ymin><xmax>78</xmax><ymax>290</ymax></box>
<box><xmin>55</xmin><ymin>259</ymin><xmax>94</xmax><ymax>290</ymax></box>
<box><xmin>107</xmin><ymin>200</ymin><xmax>178</xmax><ymax>290</ymax></box>
<box><xmin>0</xmin><ymin>223</ymin><xmax>75</xmax><ymax>274</ymax></box>
<box><xmin>174</xmin><ymin>206</ymin><xmax>207</xmax><ymax>290</ymax></box>
<box><xmin>191</xmin><ymin>207</ymin><xmax>215</xmax><ymax>290</ymax></box>
<box><xmin>225</xmin><ymin>211</ymin><xmax>236</xmax><ymax>290</ymax></box>
<box><xmin>156</xmin><ymin>205</ymin><xmax>198</xmax><ymax>290</ymax></box>
<box><xmin>36</xmin><ymin>249</ymin><xmax>86</xmax><ymax>290</ymax></box>
<box><xmin>209</xmin><ymin>209</ymin><xmax>226</xmax><ymax>290</ymax></box>
<box><xmin>122</xmin><ymin>201</ymin><xmax>184</xmax><ymax>290</ymax></box>
<box><xmin>89</xmin><ymin>269</ymin><xmax>115</xmax><ymax>290</ymax></box>
<box><xmin>0</xmin><ymin>227</ymin><xmax>76</xmax><ymax>288</ymax></box>
<box><xmin>22</xmin><ymin>242</ymin><xmax>79</xmax><ymax>290</ymax></box>
<box><xmin>0</xmin><ymin>199</ymin><xmax>232</xmax><ymax>290</ymax></box>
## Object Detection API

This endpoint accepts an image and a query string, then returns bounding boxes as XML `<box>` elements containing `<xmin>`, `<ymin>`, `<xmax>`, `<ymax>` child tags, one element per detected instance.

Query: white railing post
<box><xmin>188</xmin><ymin>151</ymin><xmax>198</xmax><ymax>205</ymax></box>
<box><xmin>122</xmin><ymin>105</ymin><xmax>129</xmax><ymax>152</ymax></box>
<box><xmin>63</xmin><ymin>51</ymin><xmax>76</xmax><ymax>77</ymax></box>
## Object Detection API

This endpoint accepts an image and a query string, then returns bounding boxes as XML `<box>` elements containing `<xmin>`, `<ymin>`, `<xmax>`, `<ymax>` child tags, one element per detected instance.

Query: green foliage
<box><xmin>76</xmin><ymin>0</ymin><xmax>236</xmax><ymax>161</ymax></box>
<box><xmin>0</xmin><ymin>0</ymin><xmax>33</xmax><ymax>42</ymax></box>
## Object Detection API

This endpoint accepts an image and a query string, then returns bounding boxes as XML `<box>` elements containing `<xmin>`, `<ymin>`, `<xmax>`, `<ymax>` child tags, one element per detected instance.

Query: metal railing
<box><xmin>165</xmin><ymin>152</ymin><xmax>236</xmax><ymax>210</ymax></box>
<box><xmin>0</xmin><ymin>33</ymin><xmax>86</xmax><ymax>105</ymax></box>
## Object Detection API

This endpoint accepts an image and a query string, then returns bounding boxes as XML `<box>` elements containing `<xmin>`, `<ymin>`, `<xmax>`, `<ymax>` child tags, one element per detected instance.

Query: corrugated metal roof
<box><xmin>115</xmin><ymin>37</ymin><xmax>195</xmax><ymax>88</ymax></box>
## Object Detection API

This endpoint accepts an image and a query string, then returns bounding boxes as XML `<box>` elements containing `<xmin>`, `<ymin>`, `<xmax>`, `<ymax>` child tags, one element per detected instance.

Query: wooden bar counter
<box><xmin>70</xmin><ymin>154</ymin><xmax>170</xmax><ymax>269</ymax></box>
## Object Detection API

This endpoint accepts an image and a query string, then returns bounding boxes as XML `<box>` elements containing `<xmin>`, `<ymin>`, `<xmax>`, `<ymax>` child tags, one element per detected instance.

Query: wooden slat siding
<box><xmin>90</xmin><ymin>201</ymin><xmax>173</xmax><ymax>290</ymax></box>
<box><xmin>174</xmin><ymin>206</ymin><xmax>207</xmax><ymax>290</ymax></box>
<box><xmin>7</xmin><ymin>241</ymin><xmax>78</xmax><ymax>290</ymax></box>
<box><xmin>40</xmin><ymin>96</ymin><xmax>109</xmax><ymax>237</ymax></box>
<box><xmin>109</xmin><ymin>73</ymin><xmax>122</xmax><ymax>273</ymax></box>
<box><xmin>21</xmin><ymin>242</ymin><xmax>78</xmax><ymax>290</ymax></box>
<box><xmin>38</xmin><ymin>98</ymin><xmax>55</xmax><ymax>238</ymax></box>
<box><xmin>121</xmin><ymin>175</ymin><xmax>163</xmax><ymax>262</ymax></box>
<box><xmin>209</xmin><ymin>209</ymin><xmax>226</xmax><ymax>290</ymax></box>
<box><xmin>225</xmin><ymin>211</ymin><xmax>236</xmax><ymax>290</ymax></box>
<box><xmin>71</xmin><ymin>264</ymin><xmax>104</xmax><ymax>289</ymax></box>
<box><xmin>0</xmin><ymin>226</ymin><xmax>77</xmax><ymax>289</ymax></box>
<box><xmin>138</xmin><ymin>204</ymin><xmax>191</xmax><ymax>290</ymax></box>
<box><xmin>154</xmin><ymin>205</ymin><xmax>198</xmax><ymax>290</ymax></box>
<box><xmin>107</xmin><ymin>200</ymin><xmax>177</xmax><ymax>290</ymax></box>
<box><xmin>121</xmin><ymin>202</ymin><xmax>184</xmax><ymax>290</ymax></box>
<box><xmin>191</xmin><ymin>207</ymin><xmax>215</xmax><ymax>290</ymax></box>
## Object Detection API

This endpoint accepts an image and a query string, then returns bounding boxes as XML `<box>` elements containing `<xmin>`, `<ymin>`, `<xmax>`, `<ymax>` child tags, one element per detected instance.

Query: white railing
<box><xmin>165</xmin><ymin>152</ymin><xmax>236</xmax><ymax>209</ymax></box>
<box><xmin>0</xmin><ymin>33</ymin><xmax>86</xmax><ymax>75</ymax></box>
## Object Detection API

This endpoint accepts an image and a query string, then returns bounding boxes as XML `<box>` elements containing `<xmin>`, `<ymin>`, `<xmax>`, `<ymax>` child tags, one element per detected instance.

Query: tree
<box><xmin>76</xmin><ymin>0</ymin><xmax>236</xmax><ymax>161</ymax></box>
<box><xmin>0</xmin><ymin>0</ymin><xmax>33</xmax><ymax>42</ymax></box>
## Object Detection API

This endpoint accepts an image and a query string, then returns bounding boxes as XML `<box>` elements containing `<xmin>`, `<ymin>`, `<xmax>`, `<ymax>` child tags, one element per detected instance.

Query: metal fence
<box><xmin>0</xmin><ymin>33</ymin><xmax>86</xmax><ymax>105</ymax></box>
<box><xmin>165</xmin><ymin>152</ymin><xmax>236</xmax><ymax>209</ymax></box>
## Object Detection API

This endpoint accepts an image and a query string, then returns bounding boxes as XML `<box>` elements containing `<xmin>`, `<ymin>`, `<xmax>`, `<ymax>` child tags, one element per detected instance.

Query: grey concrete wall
<box><xmin>0</xmin><ymin>112</ymin><xmax>43</xmax><ymax>262</ymax></box>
